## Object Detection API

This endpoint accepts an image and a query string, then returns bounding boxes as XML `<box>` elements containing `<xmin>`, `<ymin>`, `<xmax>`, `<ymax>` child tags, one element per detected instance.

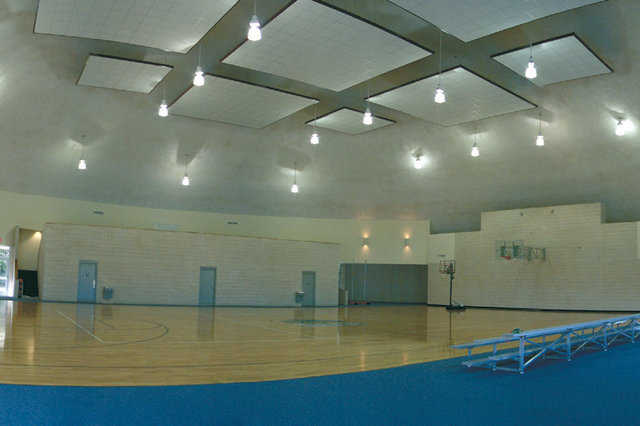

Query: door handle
<box><xmin>93</xmin><ymin>280</ymin><xmax>96</xmax><ymax>289</ymax></box>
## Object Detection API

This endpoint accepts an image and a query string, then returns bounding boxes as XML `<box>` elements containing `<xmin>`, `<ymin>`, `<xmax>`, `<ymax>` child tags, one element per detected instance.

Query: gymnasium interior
<box><xmin>0</xmin><ymin>0</ymin><xmax>638</xmax><ymax>424</ymax></box>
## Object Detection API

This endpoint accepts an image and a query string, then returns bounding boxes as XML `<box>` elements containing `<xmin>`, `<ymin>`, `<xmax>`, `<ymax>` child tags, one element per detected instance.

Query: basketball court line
<box><xmin>57</xmin><ymin>311</ymin><xmax>105</xmax><ymax>344</ymax></box>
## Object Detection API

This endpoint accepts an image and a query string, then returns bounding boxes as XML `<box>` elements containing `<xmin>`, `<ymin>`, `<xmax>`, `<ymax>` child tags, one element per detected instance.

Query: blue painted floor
<box><xmin>2</xmin><ymin>343</ymin><xmax>639</xmax><ymax>425</ymax></box>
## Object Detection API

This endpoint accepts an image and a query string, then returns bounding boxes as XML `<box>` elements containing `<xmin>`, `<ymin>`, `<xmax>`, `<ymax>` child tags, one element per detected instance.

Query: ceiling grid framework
<box><xmin>78</xmin><ymin>55</ymin><xmax>172</xmax><ymax>94</ymax></box>
<box><xmin>169</xmin><ymin>75</ymin><xmax>318</xmax><ymax>129</ymax></box>
<box><xmin>368</xmin><ymin>67</ymin><xmax>535</xmax><ymax>126</ymax></box>
<box><xmin>307</xmin><ymin>108</ymin><xmax>395</xmax><ymax>135</ymax></box>
<box><xmin>223</xmin><ymin>0</ymin><xmax>430</xmax><ymax>91</ymax></box>
<box><xmin>493</xmin><ymin>35</ymin><xmax>612</xmax><ymax>87</ymax></box>
<box><xmin>35</xmin><ymin>0</ymin><xmax>239</xmax><ymax>53</ymax></box>
<box><xmin>388</xmin><ymin>0</ymin><xmax>603</xmax><ymax>42</ymax></box>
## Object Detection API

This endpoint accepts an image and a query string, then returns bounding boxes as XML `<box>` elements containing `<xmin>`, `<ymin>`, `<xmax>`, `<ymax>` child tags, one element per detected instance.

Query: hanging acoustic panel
<box><xmin>35</xmin><ymin>0</ymin><xmax>238</xmax><ymax>53</ymax></box>
<box><xmin>368</xmin><ymin>67</ymin><xmax>535</xmax><ymax>126</ymax></box>
<box><xmin>77</xmin><ymin>55</ymin><xmax>171</xmax><ymax>94</ymax></box>
<box><xmin>223</xmin><ymin>0</ymin><xmax>430</xmax><ymax>91</ymax></box>
<box><xmin>307</xmin><ymin>108</ymin><xmax>394</xmax><ymax>135</ymax></box>
<box><xmin>493</xmin><ymin>35</ymin><xmax>611</xmax><ymax>87</ymax></box>
<box><xmin>170</xmin><ymin>75</ymin><xmax>317</xmax><ymax>128</ymax></box>
<box><xmin>389</xmin><ymin>0</ymin><xmax>601</xmax><ymax>42</ymax></box>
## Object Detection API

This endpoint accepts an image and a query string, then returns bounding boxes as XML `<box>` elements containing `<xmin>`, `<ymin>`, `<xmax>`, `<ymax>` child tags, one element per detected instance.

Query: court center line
<box><xmin>56</xmin><ymin>311</ymin><xmax>105</xmax><ymax>344</ymax></box>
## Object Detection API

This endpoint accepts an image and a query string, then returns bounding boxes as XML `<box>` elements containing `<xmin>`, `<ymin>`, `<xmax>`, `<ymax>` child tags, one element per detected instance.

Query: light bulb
<box><xmin>413</xmin><ymin>155</ymin><xmax>424</xmax><ymax>169</ymax></box>
<box><xmin>310</xmin><ymin>132</ymin><xmax>319</xmax><ymax>145</ymax></box>
<box><xmin>536</xmin><ymin>134</ymin><xmax>545</xmax><ymax>146</ymax></box>
<box><xmin>434</xmin><ymin>87</ymin><xmax>446</xmax><ymax>104</ymax></box>
<box><xmin>158</xmin><ymin>101</ymin><xmax>168</xmax><ymax>117</ymax></box>
<box><xmin>193</xmin><ymin>66</ymin><xmax>205</xmax><ymax>87</ymax></box>
<box><xmin>78</xmin><ymin>159</ymin><xmax>87</xmax><ymax>170</ymax></box>
<box><xmin>182</xmin><ymin>174</ymin><xmax>190</xmax><ymax>186</ymax></box>
<box><xmin>525</xmin><ymin>59</ymin><xmax>537</xmax><ymax>79</ymax></box>
<box><xmin>291</xmin><ymin>183</ymin><xmax>299</xmax><ymax>194</ymax></box>
<box><xmin>248</xmin><ymin>15</ymin><xmax>262</xmax><ymax>41</ymax></box>
<box><xmin>362</xmin><ymin>108</ymin><xmax>373</xmax><ymax>125</ymax></box>
<box><xmin>616</xmin><ymin>120</ymin><xmax>625</xmax><ymax>136</ymax></box>
<box><xmin>471</xmin><ymin>143</ymin><xmax>479</xmax><ymax>157</ymax></box>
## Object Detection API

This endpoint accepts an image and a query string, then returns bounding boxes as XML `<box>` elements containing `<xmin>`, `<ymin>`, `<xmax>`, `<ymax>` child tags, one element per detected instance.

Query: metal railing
<box><xmin>451</xmin><ymin>314</ymin><xmax>640</xmax><ymax>374</ymax></box>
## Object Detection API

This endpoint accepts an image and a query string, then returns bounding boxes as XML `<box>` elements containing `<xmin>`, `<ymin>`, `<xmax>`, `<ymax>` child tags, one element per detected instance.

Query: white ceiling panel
<box><xmin>368</xmin><ymin>67</ymin><xmax>534</xmax><ymax>126</ymax></box>
<box><xmin>389</xmin><ymin>0</ymin><xmax>602</xmax><ymax>41</ymax></box>
<box><xmin>35</xmin><ymin>0</ymin><xmax>238</xmax><ymax>53</ymax></box>
<box><xmin>78</xmin><ymin>55</ymin><xmax>171</xmax><ymax>94</ymax></box>
<box><xmin>493</xmin><ymin>35</ymin><xmax>611</xmax><ymax>87</ymax></box>
<box><xmin>308</xmin><ymin>108</ymin><xmax>394</xmax><ymax>135</ymax></box>
<box><xmin>223</xmin><ymin>0</ymin><xmax>430</xmax><ymax>91</ymax></box>
<box><xmin>170</xmin><ymin>75</ymin><xmax>317</xmax><ymax>128</ymax></box>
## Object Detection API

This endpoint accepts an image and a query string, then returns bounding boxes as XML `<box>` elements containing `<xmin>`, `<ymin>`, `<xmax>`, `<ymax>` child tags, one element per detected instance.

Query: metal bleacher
<box><xmin>451</xmin><ymin>314</ymin><xmax>640</xmax><ymax>374</ymax></box>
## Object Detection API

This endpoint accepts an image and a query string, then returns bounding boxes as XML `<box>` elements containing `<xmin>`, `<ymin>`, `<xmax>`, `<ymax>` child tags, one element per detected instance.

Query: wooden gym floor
<box><xmin>0</xmin><ymin>300</ymin><xmax>622</xmax><ymax>386</ymax></box>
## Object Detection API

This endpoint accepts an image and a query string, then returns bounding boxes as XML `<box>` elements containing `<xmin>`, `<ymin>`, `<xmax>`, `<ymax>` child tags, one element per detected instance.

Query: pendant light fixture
<box><xmin>471</xmin><ymin>129</ymin><xmax>479</xmax><ymax>157</ymax></box>
<box><xmin>525</xmin><ymin>43</ymin><xmax>537</xmax><ymax>79</ymax></box>
<box><xmin>536</xmin><ymin>112</ymin><xmax>544</xmax><ymax>146</ymax></box>
<box><xmin>182</xmin><ymin>156</ymin><xmax>191</xmax><ymax>186</ymax></box>
<box><xmin>291</xmin><ymin>163</ymin><xmax>299</xmax><ymax>193</ymax></box>
<box><xmin>158</xmin><ymin>78</ymin><xmax>168</xmax><ymax>117</ymax></box>
<box><xmin>248</xmin><ymin>0</ymin><xmax>262</xmax><ymax>42</ymax></box>
<box><xmin>363</xmin><ymin>84</ymin><xmax>373</xmax><ymax>125</ymax></box>
<box><xmin>413</xmin><ymin>152</ymin><xmax>425</xmax><ymax>169</ymax></box>
<box><xmin>434</xmin><ymin>29</ymin><xmax>446</xmax><ymax>104</ymax></box>
<box><xmin>193</xmin><ymin>45</ymin><xmax>205</xmax><ymax>87</ymax></box>
<box><xmin>310</xmin><ymin>104</ymin><xmax>319</xmax><ymax>145</ymax></box>
<box><xmin>78</xmin><ymin>135</ymin><xmax>87</xmax><ymax>170</ymax></box>
<box><xmin>616</xmin><ymin>120</ymin><xmax>626</xmax><ymax>136</ymax></box>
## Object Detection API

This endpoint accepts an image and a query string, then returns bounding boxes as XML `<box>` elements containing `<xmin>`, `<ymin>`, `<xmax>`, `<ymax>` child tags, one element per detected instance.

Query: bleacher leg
<box><xmin>518</xmin><ymin>338</ymin><xmax>524</xmax><ymax>374</ymax></box>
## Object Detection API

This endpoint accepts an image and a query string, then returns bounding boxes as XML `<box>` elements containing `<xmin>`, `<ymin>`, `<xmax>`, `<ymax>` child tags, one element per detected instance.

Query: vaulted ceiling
<box><xmin>0</xmin><ymin>0</ymin><xmax>636</xmax><ymax>232</ymax></box>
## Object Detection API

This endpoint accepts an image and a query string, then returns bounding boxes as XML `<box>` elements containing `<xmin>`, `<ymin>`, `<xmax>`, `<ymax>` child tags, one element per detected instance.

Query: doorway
<box><xmin>302</xmin><ymin>271</ymin><xmax>316</xmax><ymax>306</ymax></box>
<box><xmin>77</xmin><ymin>261</ymin><xmax>97</xmax><ymax>303</ymax></box>
<box><xmin>199</xmin><ymin>267</ymin><xmax>216</xmax><ymax>306</ymax></box>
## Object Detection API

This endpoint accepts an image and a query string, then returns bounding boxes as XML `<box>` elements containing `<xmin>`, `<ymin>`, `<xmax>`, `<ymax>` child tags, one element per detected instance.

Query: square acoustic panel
<box><xmin>78</xmin><ymin>55</ymin><xmax>171</xmax><ymax>94</ymax></box>
<box><xmin>35</xmin><ymin>0</ymin><xmax>238</xmax><ymax>53</ymax></box>
<box><xmin>307</xmin><ymin>108</ymin><xmax>394</xmax><ymax>135</ymax></box>
<box><xmin>368</xmin><ymin>67</ymin><xmax>535</xmax><ymax>126</ymax></box>
<box><xmin>493</xmin><ymin>35</ymin><xmax>611</xmax><ymax>87</ymax></box>
<box><xmin>170</xmin><ymin>75</ymin><xmax>317</xmax><ymax>128</ymax></box>
<box><xmin>389</xmin><ymin>0</ymin><xmax>601</xmax><ymax>42</ymax></box>
<box><xmin>223</xmin><ymin>0</ymin><xmax>430</xmax><ymax>91</ymax></box>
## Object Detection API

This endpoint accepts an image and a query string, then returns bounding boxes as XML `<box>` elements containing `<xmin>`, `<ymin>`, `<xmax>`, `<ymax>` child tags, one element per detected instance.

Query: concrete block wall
<box><xmin>428</xmin><ymin>203</ymin><xmax>640</xmax><ymax>310</ymax></box>
<box><xmin>41</xmin><ymin>223</ymin><xmax>340</xmax><ymax>306</ymax></box>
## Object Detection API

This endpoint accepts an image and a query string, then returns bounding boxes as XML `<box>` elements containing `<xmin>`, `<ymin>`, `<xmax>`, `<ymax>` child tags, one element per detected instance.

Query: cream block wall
<box><xmin>428</xmin><ymin>203</ymin><xmax>640</xmax><ymax>310</ymax></box>
<box><xmin>0</xmin><ymin>190</ymin><xmax>428</xmax><ymax>266</ymax></box>
<box><xmin>41</xmin><ymin>223</ymin><xmax>341</xmax><ymax>306</ymax></box>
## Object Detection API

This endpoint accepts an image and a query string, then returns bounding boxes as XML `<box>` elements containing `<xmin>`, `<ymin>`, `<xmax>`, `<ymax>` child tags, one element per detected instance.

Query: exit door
<box><xmin>302</xmin><ymin>271</ymin><xmax>316</xmax><ymax>307</ymax></box>
<box><xmin>77</xmin><ymin>261</ymin><xmax>97</xmax><ymax>303</ymax></box>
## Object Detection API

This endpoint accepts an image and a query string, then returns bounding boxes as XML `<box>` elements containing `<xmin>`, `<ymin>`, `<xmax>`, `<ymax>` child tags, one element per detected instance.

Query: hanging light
<box><xmin>291</xmin><ymin>163</ymin><xmax>299</xmax><ymax>193</ymax></box>
<box><xmin>362</xmin><ymin>107</ymin><xmax>373</xmax><ymax>125</ymax></box>
<box><xmin>536</xmin><ymin>112</ymin><xmax>544</xmax><ymax>146</ymax></box>
<box><xmin>471</xmin><ymin>142</ymin><xmax>479</xmax><ymax>157</ymax></box>
<box><xmin>434</xmin><ymin>29</ymin><xmax>446</xmax><ymax>104</ymax></box>
<box><xmin>616</xmin><ymin>120</ymin><xmax>626</xmax><ymax>136</ymax></box>
<box><xmin>78</xmin><ymin>159</ymin><xmax>87</xmax><ymax>170</ymax></box>
<box><xmin>193</xmin><ymin>66</ymin><xmax>205</xmax><ymax>87</ymax></box>
<box><xmin>434</xmin><ymin>86</ymin><xmax>446</xmax><ymax>104</ymax></box>
<box><xmin>182</xmin><ymin>173</ymin><xmax>190</xmax><ymax>186</ymax></box>
<box><xmin>248</xmin><ymin>15</ymin><xmax>262</xmax><ymax>41</ymax></box>
<box><xmin>525</xmin><ymin>44</ymin><xmax>537</xmax><ymax>79</ymax></box>
<box><xmin>413</xmin><ymin>153</ymin><xmax>425</xmax><ymax>169</ymax></box>
<box><xmin>525</xmin><ymin>59</ymin><xmax>537</xmax><ymax>79</ymax></box>
<box><xmin>309</xmin><ymin>104</ymin><xmax>319</xmax><ymax>145</ymax></box>
<box><xmin>310</xmin><ymin>132</ymin><xmax>319</xmax><ymax>145</ymax></box>
<box><xmin>158</xmin><ymin>101</ymin><xmax>168</xmax><ymax>117</ymax></box>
